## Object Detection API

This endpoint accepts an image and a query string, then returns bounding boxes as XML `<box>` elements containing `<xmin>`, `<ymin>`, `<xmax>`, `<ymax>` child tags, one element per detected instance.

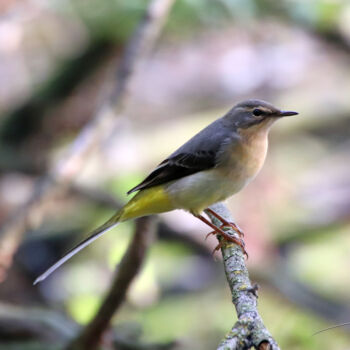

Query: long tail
<box><xmin>33</xmin><ymin>210</ymin><xmax>122</xmax><ymax>285</ymax></box>
<box><xmin>33</xmin><ymin>185</ymin><xmax>174</xmax><ymax>285</ymax></box>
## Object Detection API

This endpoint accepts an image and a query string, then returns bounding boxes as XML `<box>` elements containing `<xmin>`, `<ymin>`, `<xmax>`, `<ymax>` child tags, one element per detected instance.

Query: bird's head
<box><xmin>226</xmin><ymin>99</ymin><xmax>298</xmax><ymax>131</ymax></box>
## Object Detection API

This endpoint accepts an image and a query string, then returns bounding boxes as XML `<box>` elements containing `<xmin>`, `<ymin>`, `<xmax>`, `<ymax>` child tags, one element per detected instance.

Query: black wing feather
<box><xmin>127</xmin><ymin>151</ymin><xmax>216</xmax><ymax>194</ymax></box>
<box><xmin>127</xmin><ymin>116</ymin><xmax>237</xmax><ymax>195</ymax></box>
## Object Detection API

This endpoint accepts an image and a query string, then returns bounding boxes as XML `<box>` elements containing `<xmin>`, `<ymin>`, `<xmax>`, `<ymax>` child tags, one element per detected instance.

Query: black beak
<box><xmin>279</xmin><ymin>110</ymin><xmax>298</xmax><ymax>117</ymax></box>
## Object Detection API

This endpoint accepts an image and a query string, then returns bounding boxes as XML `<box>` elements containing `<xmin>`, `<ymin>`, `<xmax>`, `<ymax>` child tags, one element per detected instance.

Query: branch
<box><xmin>0</xmin><ymin>0</ymin><xmax>176</xmax><ymax>280</ymax></box>
<box><xmin>205</xmin><ymin>203</ymin><xmax>280</xmax><ymax>350</ymax></box>
<box><xmin>66</xmin><ymin>216</ymin><xmax>157</xmax><ymax>350</ymax></box>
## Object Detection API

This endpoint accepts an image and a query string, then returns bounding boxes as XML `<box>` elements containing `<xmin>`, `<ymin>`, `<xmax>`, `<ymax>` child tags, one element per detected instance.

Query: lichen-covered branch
<box><xmin>66</xmin><ymin>216</ymin><xmax>157</xmax><ymax>350</ymax></box>
<box><xmin>205</xmin><ymin>203</ymin><xmax>280</xmax><ymax>350</ymax></box>
<box><xmin>0</xmin><ymin>0</ymin><xmax>176</xmax><ymax>280</ymax></box>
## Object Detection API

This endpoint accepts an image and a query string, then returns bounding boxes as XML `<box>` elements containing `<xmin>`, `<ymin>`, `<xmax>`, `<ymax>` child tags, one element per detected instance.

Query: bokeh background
<box><xmin>1</xmin><ymin>0</ymin><xmax>350</xmax><ymax>349</ymax></box>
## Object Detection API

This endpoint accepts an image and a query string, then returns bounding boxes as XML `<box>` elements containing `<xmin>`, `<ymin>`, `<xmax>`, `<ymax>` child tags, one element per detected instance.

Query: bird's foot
<box><xmin>205</xmin><ymin>223</ymin><xmax>243</xmax><ymax>239</ymax></box>
<box><xmin>205</xmin><ymin>208</ymin><xmax>245</xmax><ymax>237</ymax></box>
<box><xmin>212</xmin><ymin>240</ymin><xmax>223</xmax><ymax>255</ymax></box>
<box><xmin>222</xmin><ymin>222</ymin><xmax>244</xmax><ymax>238</ymax></box>
<box><xmin>193</xmin><ymin>213</ymin><xmax>248</xmax><ymax>258</ymax></box>
<box><xmin>208</xmin><ymin>227</ymin><xmax>248</xmax><ymax>258</ymax></box>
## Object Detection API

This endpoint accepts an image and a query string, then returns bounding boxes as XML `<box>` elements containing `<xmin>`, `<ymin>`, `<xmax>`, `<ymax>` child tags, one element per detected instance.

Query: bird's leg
<box><xmin>205</xmin><ymin>207</ymin><xmax>245</xmax><ymax>238</ymax></box>
<box><xmin>193</xmin><ymin>214</ymin><xmax>247</xmax><ymax>257</ymax></box>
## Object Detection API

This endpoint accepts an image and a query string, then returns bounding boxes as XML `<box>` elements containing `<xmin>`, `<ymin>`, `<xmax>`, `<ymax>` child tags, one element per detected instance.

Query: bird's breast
<box><xmin>220</xmin><ymin>128</ymin><xmax>269</xmax><ymax>187</ymax></box>
<box><xmin>164</xmin><ymin>128</ymin><xmax>269</xmax><ymax>214</ymax></box>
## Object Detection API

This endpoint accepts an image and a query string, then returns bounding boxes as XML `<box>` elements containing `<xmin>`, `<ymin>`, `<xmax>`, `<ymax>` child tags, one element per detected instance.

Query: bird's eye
<box><xmin>252</xmin><ymin>108</ymin><xmax>264</xmax><ymax>117</ymax></box>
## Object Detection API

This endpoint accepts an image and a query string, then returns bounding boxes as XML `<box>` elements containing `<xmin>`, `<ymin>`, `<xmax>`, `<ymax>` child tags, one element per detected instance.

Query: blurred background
<box><xmin>1</xmin><ymin>0</ymin><xmax>350</xmax><ymax>349</ymax></box>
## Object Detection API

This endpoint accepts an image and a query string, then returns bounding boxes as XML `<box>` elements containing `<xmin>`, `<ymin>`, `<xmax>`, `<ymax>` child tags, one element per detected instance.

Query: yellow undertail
<box><xmin>120</xmin><ymin>185</ymin><xmax>175</xmax><ymax>221</ymax></box>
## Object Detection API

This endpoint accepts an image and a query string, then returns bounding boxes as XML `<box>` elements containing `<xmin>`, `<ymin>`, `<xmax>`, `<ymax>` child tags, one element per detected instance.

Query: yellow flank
<box><xmin>119</xmin><ymin>185</ymin><xmax>175</xmax><ymax>221</ymax></box>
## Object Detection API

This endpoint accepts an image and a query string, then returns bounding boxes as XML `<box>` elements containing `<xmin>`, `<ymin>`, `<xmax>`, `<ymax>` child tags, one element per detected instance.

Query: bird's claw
<box><xmin>221</xmin><ymin>222</ymin><xmax>244</xmax><ymax>238</ymax></box>
<box><xmin>212</xmin><ymin>241</ymin><xmax>223</xmax><ymax>255</ymax></box>
<box><xmin>209</xmin><ymin>230</ymin><xmax>248</xmax><ymax>258</ymax></box>
<box><xmin>196</xmin><ymin>211</ymin><xmax>248</xmax><ymax>258</ymax></box>
<box><xmin>206</xmin><ymin>223</ymin><xmax>244</xmax><ymax>240</ymax></box>
<box><xmin>205</xmin><ymin>230</ymin><xmax>216</xmax><ymax>240</ymax></box>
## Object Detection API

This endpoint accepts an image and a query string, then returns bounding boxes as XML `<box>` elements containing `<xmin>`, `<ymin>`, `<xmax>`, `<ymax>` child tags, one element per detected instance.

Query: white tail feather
<box><xmin>34</xmin><ymin>217</ymin><xmax>120</xmax><ymax>285</ymax></box>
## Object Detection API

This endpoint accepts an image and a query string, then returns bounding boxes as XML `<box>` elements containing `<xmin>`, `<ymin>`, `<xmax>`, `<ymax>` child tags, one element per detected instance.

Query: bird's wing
<box><xmin>127</xmin><ymin>117</ymin><xmax>239</xmax><ymax>195</ymax></box>
<box><xmin>127</xmin><ymin>151</ymin><xmax>217</xmax><ymax>194</ymax></box>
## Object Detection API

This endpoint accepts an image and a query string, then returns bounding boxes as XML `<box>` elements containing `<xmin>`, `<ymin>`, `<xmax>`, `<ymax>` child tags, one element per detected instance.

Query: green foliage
<box><xmin>259</xmin><ymin>290</ymin><xmax>350</xmax><ymax>350</ymax></box>
<box><xmin>53</xmin><ymin>0</ymin><xmax>147</xmax><ymax>41</ymax></box>
<box><xmin>67</xmin><ymin>294</ymin><xmax>101</xmax><ymax>324</ymax></box>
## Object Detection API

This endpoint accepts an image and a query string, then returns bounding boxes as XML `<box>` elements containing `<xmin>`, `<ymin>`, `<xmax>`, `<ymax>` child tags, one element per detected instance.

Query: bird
<box><xmin>34</xmin><ymin>99</ymin><xmax>298</xmax><ymax>284</ymax></box>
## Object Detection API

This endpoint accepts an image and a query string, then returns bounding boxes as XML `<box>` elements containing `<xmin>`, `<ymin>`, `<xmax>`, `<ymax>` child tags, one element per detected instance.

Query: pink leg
<box><xmin>205</xmin><ymin>208</ymin><xmax>245</xmax><ymax>238</ymax></box>
<box><xmin>193</xmin><ymin>213</ymin><xmax>248</xmax><ymax>258</ymax></box>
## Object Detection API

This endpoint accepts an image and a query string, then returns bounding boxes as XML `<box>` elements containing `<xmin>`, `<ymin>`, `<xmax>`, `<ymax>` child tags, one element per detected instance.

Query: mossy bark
<box><xmin>206</xmin><ymin>203</ymin><xmax>280</xmax><ymax>350</ymax></box>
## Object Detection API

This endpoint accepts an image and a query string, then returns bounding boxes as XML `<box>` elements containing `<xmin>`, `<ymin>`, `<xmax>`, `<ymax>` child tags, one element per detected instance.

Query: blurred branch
<box><xmin>277</xmin><ymin>221</ymin><xmax>348</xmax><ymax>250</ymax></box>
<box><xmin>0</xmin><ymin>296</ymin><xmax>175</xmax><ymax>350</ymax></box>
<box><xmin>0</xmin><ymin>0</ymin><xmax>176</xmax><ymax>281</ymax></box>
<box><xmin>0</xmin><ymin>40</ymin><xmax>114</xmax><ymax>147</ymax></box>
<box><xmin>264</xmin><ymin>263</ymin><xmax>350</xmax><ymax>326</ymax></box>
<box><xmin>0</xmin><ymin>302</ymin><xmax>77</xmax><ymax>342</ymax></box>
<box><xmin>206</xmin><ymin>203</ymin><xmax>280</xmax><ymax>350</ymax></box>
<box><xmin>65</xmin><ymin>216</ymin><xmax>157</xmax><ymax>350</ymax></box>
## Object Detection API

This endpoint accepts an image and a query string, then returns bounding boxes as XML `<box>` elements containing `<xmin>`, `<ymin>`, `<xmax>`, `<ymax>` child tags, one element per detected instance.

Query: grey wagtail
<box><xmin>34</xmin><ymin>99</ymin><xmax>298</xmax><ymax>284</ymax></box>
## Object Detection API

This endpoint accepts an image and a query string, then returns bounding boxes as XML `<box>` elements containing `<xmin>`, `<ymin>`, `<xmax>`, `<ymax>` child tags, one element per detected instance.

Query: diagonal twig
<box><xmin>0</xmin><ymin>0</ymin><xmax>176</xmax><ymax>280</ymax></box>
<box><xmin>205</xmin><ymin>203</ymin><xmax>280</xmax><ymax>350</ymax></box>
<box><xmin>65</xmin><ymin>216</ymin><xmax>158</xmax><ymax>350</ymax></box>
